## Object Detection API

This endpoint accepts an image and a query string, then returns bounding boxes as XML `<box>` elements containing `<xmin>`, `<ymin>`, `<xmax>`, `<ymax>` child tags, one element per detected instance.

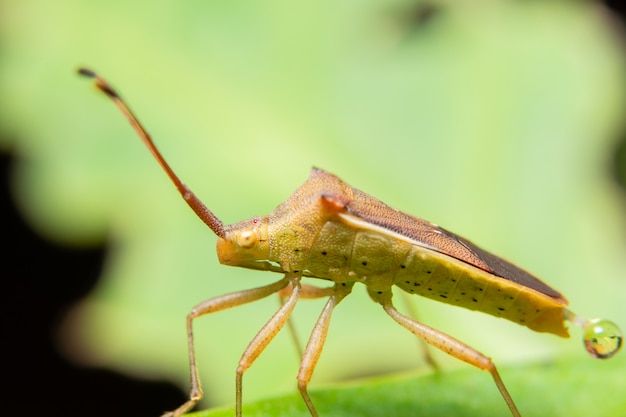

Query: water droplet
<box><xmin>583</xmin><ymin>319</ymin><xmax>623</xmax><ymax>359</ymax></box>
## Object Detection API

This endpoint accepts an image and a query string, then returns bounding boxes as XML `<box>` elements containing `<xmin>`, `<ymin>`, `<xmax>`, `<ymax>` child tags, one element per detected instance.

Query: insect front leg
<box><xmin>297</xmin><ymin>282</ymin><xmax>355</xmax><ymax>417</ymax></box>
<box><xmin>381</xmin><ymin>298</ymin><xmax>521</xmax><ymax>417</ymax></box>
<box><xmin>161</xmin><ymin>276</ymin><xmax>291</xmax><ymax>417</ymax></box>
<box><xmin>278</xmin><ymin>283</ymin><xmax>338</xmax><ymax>358</ymax></box>
<box><xmin>235</xmin><ymin>274</ymin><xmax>304</xmax><ymax>417</ymax></box>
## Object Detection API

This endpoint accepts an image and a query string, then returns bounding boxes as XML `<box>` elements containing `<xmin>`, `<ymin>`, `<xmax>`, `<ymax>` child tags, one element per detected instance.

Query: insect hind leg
<box><xmin>398</xmin><ymin>290</ymin><xmax>440</xmax><ymax>371</ymax></box>
<box><xmin>381</xmin><ymin>300</ymin><xmax>521</xmax><ymax>417</ymax></box>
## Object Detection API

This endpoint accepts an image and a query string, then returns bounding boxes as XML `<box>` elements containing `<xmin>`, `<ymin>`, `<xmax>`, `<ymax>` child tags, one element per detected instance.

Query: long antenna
<box><xmin>78</xmin><ymin>68</ymin><xmax>225</xmax><ymax>238</ymax></box>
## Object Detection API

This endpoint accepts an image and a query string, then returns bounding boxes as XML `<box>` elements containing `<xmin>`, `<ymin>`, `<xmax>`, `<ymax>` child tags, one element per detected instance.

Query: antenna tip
<box><xmin>77</xmin><ymin>68</ymin><xmax>120</xmax><ymax>99</ymax></box>
<box><xmin>77</xmin><ymin>67</ymin><xmax>97</xmax><ymax>78</ymax></box>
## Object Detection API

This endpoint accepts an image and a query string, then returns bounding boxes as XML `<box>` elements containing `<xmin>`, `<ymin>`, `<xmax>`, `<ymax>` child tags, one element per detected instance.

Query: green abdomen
<box><xmin>304</xmin><ymin>218</ymin><xmax>567</xmax><ymax>337</ymax></box>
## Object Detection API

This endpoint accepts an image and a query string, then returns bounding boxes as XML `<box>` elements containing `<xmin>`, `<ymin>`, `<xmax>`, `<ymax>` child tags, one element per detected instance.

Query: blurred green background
<box><xmin>2</xmin><ymin>0</ymin><xmax>626</xmax><ymax>415</ymax></box>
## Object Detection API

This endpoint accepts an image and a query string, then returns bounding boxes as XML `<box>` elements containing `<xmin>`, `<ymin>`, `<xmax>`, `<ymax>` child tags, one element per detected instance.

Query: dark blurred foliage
<box><xmin>605</xmin><ymin>1</ymin><xmax>626</xmax><ymax>195</ymax></box>
<box><xmin>1</xmin><ymin>151</ymin><xmax>187</xmax><ymax>416</ymax></box>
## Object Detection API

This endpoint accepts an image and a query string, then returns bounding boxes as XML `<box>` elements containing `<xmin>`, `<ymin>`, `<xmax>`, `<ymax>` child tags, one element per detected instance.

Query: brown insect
<box><xmin>79</xmin><ymin>68</ymin><xmax>622</xmax><ymax>417</ymax></box>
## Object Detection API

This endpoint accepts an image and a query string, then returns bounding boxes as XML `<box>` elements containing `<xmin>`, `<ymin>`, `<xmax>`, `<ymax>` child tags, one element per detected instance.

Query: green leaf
<box><xmin>188</xmin><ymin>354</ymin><xmax>626</xmax><ymax>417</ymax></box>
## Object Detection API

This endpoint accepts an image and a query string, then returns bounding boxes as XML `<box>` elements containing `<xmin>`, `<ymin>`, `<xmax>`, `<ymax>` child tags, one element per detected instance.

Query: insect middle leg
<box><xmin>381</xmin><ymin>298</ymin><xmax>521</xmax><ymax>417</ymax></box>
<box><xmin>297</xmin><ymin>282</ymin><xmax>355</xmax><ymax>417</ymax></box>
<box><xmin>161</xmin><ymin>275</ymin><xmax>293</xmax><ymax>417</ymax></box>
<box><xmin>278</xmin><ymin>283</ymin><xmax>338</xmax><ymax>358</ymax></box>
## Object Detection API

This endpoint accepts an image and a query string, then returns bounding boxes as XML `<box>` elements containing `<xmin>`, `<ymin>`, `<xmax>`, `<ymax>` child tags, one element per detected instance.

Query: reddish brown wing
<box><xmin>298</xmin><ymin>168</ymin><xmax>563</xmax><ymax>301</ymax></box>
<box><xmin>341</xmin><ymin>178</ymin><xmax>563</xmax><ymax>300</ymax></box>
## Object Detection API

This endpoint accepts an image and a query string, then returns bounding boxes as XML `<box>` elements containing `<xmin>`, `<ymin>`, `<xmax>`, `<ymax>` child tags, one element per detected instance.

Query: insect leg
<box><xmin>297</xmin><ymin>282</ymin><xmax>355</xmax><ymax>417</ymax></box>
<box><xmin>398</xmin><ymin>290</ymin><xmax>440</xmax><ymax>371</ymax></box>
<box><xmin>279</xmin><ymin>282</ymin><xmax>337</xmax><ymax>300</ymax></box>
<box><xmin>381</xmin><ymin>300</ymin><xmax>521</xmax><ymax>417</ymax></box>
<box><xmin>278</xmin><ymin>284</ymin><xmax>338</xmax><ymax>359</ymax></box>
<box><xmin>161</xmin><ymin>276</ymin><xmax>291</xmax><ymax>417</ymax></box>
<box><xmin>235</xmin><ymin>275</ymin><xmax>304</xmax><ymax>417</ymax></box>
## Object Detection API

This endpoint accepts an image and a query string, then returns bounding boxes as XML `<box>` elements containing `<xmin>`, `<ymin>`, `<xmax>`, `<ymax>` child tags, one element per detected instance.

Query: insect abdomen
<box><xmin>394</xmin><ymin>246</ymin><xmax>568</xmax><ymax>336</ymax></box>
<box><xmin>305</xmin><ymin>217</ymin><xmax>567</xmax><ymax>337</ymax></box>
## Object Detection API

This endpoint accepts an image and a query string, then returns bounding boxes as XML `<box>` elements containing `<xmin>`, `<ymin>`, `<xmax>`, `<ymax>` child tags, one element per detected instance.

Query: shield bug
<box><xmin>79</xmin><ymin>68</ymin><xmax>622</xmax><ymax>417</ymax></box>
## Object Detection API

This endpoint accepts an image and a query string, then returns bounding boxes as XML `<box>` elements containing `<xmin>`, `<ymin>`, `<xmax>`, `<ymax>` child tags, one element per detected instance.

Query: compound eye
<box><xmin>237</xmin><ymin>230</ymin><xmax>257</xmax><ymax>249</ymax></box>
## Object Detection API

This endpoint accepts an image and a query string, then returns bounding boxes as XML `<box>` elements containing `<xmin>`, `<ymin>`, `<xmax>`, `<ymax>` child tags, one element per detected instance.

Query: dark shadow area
<box><xmin>613</xmin><ymin>131</ymin><xmax>626</xmax><ymax>192</ymax></box>
<box><xmin>1</xmin><ymin>150</ymin><xmax>187</xmax><ymax>416</ymax></box>
<box><xmin>605</xmin><ymin>0</ymin><xmax>626</xmax><ymax>228</ymax></box>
